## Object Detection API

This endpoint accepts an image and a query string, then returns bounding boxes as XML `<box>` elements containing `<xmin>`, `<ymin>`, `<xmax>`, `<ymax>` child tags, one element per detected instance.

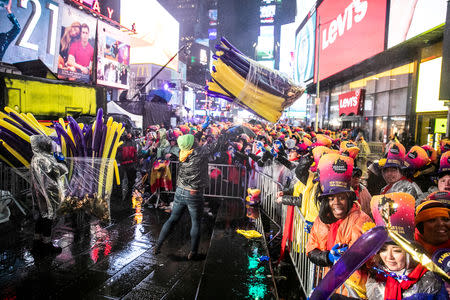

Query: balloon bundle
<box><xmin>206</xmin><ymin>37</ymin><xmax>305</xmax><ymax>123</ymax></box>
<box><xmin>0</xmin><ymin>107</ymin><xmax>123</xmax><ymax>222</ymax></box>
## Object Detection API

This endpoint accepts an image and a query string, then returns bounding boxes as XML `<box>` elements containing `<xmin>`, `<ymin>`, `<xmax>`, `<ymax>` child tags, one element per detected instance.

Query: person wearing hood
<box><xmin>116</xmin><ymin>131</ymin><xmax>138</xmax><ymax>202</ymax></box>
<box><xmin>154</xmin><ymin>117</ymin><xmax>231</xmax><ymax>259</ymax></box>
<box><xmin>367</xmin><ymin>193</ymin><xmax>446</xmax><ymax>300</ymax></box>
<box><xmin>30</xmin><ymin>135</ymin><xmax>68</xmax><ymax>255</ymax></box>
<box><xmin>156</xmin><ymin>128</ymin><xmax>170</xmax><ymax>159</ymax></box>
<box><xmin>380</xmin><ymin>142</ymin><xmax>423</xmax><ymax>205</ymax></box>
<box><xmin>306</xmin><ymin>153</ymin><xmax>372</xmax><ymax>299</ymax></box>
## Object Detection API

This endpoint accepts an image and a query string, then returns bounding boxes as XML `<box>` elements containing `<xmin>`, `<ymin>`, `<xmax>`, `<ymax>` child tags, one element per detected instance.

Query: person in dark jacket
<box><xmin>116</xmin><ymin>131</ymin><xmax>138</xmax><ymax>202</ymax></box>
<box><xmin>154</xmin><ymin>119</ymin><xmax>231</xmax><ymax>259</ymax></box>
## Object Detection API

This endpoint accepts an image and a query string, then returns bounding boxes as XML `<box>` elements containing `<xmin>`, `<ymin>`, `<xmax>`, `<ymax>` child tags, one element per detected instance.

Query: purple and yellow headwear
<box><xmin>404</xmin><ymin>145</ymin><xmax>430</xmax><ymax>170</ymax></box>
<box><xmin>339</xmin><ymin>141</ymin><xmax>360</xmax><ymax>160</ymax></box>
<box><xmin>318</xmin><ymin>153</ymin><xmax>354</xmax><ymax>197</ymax></box>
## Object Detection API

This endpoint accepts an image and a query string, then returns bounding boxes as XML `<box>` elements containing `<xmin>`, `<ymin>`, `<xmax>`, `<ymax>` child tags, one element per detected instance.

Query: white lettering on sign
<box><xmin>107</xmin><ymin>7</ymin><xmax>114</xmax><ymax>19</ymax></box>
<box><xmin>339</xmin><ymin>95</ymin><xmax>358</xmax><ymax>108</ymax></box>
<box><xmin>322</xmin><ymin>0</ymin><xmax>368</xmax><ymax>50</ymax></box>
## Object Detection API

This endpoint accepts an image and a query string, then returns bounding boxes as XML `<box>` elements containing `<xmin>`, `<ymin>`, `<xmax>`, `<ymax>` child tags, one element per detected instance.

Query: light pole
<box><xmin>315</xmin><ymin>18</ymin><xmax>321</xmax><ymax>132</ymax></box>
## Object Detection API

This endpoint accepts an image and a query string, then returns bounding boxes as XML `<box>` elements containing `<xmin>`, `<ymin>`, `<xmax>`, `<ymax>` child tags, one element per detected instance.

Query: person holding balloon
<box><xmin>306</xmin><ymin>153</ymin><xmax>372</xmax><ymax>299</ymax></box>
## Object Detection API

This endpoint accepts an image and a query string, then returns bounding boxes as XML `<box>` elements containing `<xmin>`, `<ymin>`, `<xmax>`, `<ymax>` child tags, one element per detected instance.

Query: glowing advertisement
<box><xmin>0</xmin><ymin>0</ymin><xmax>61</xmax><ymax>70</ymax></box>
<box><xmin>57</xmin><ymin>5</ymin><xmax>97</xmax><ymax>83</ymax></box>
<box><xmin>388</xmin><ymin>0</ymin><xmax>447</xmax><ymax>48</ymax></box>
<box><xmin>416</xmin><ymin>57</ymin><xmax>447</xmax><ymax>113</ymax></box>
<box><xmin>294</xmin><ymin>12</ymin><xmax>315</xmax><ymax>84</ymax></box>
<box><xmin>315</xmin><ymin>0</ymin><xmax>387</xmax><ymax>82</ymax></box>
<box><xmin>208</xmin><ymin>9</ymin><xmax>217</xmax><ymax>26</ymax></box>
<box><xmin>69</xmin><ymin>0</ymin><xmax>121</xmax><ymax>23</ymax></box>
<box><xmin>260</xmin><ymin>5</ymin><xmax>276</xmax><ymax>23</ymax></box>
<box><xmin>257</xmin><ymin>25</ymin><xmax>274</xmax><ymax>60</ymax></box>
<box><xmin>121</xmin><ymin>0</ymin><xmax>179</xmax><ymax>71</ymax></box>
<box><xmin>279</xmin><ymin>22</ymin><xmax>297</xmax><ymax>78</ymax></box>
<box><xmin>97</xmin><ymin>21</ymin><xmax>130</xmax><ymax>89</ymax></box>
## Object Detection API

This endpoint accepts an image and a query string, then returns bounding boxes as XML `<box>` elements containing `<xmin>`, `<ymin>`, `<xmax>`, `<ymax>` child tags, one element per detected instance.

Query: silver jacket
<box><xmin>366</xmin><ymin>270</ymin><xmax>442</xmax><ymax>300</ymax></box>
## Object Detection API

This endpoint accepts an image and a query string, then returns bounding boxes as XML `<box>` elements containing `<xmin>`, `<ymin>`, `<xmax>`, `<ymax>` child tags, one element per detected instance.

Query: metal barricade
<box><xmin>254</xmin><ymin>169</ymin><xmax>323</xmax><ymax>297</ymax></box>
<box><xmin>0</xmin><ymin>163</ymin><xmax>30</xmax><ymax>216</ymax></box>
<box><xmin>158</xmin><ymin>161</ymin><xmax>248</xmax><ymax>201</ymax></box>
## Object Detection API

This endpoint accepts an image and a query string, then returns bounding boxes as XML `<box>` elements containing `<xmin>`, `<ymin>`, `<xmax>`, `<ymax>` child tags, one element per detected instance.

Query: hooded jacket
<box><xmin>30</xmin><ymin>135</ymin><xmax>68</xmax><ymax>219</ymax></box>
<box><xmin>177</xmin><ymin>131</ymin><xmax>229</xmax><ymax>190</ymax></box>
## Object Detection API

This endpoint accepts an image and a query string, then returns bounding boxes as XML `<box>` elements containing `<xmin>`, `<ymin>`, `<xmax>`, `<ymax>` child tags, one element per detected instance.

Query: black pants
<box><xmin>35</xmin><ymin>216</ymin><xmax>52</xmax><ymax>238</ymax></box>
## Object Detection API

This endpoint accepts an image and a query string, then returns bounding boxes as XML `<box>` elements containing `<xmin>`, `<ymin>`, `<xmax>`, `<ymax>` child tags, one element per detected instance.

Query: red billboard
<box><xmin>339</xmin><ymin>89</ymin><xmax>365</xmax><ymax>116</ymax></box>
<box><xmin>315</xmin><ymin>0</ymin><xmax>387</xmax><ymax>82</ymax></box>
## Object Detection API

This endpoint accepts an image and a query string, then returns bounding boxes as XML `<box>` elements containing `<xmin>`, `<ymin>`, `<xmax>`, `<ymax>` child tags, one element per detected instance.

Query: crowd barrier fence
<box><xmin>253</xmin><ymin>169</ymin><xmax>322</xmax><ymax>297</ymax></box>
<box><xmin>0</xmin><ymin>163</ymin><xmax>30</xmax><ymax>216</ymax></box>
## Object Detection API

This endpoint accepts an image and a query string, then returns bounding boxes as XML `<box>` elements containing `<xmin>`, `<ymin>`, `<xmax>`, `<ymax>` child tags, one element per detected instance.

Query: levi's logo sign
<box><xmin>322</xmin><ymin>0</ymin><xmax>368</xmax><ymax>50</ymax></box>
<box><xmin>339</xmin><ymin>95</ymin><xmax>358</xmax><ymax>108</ymax></box>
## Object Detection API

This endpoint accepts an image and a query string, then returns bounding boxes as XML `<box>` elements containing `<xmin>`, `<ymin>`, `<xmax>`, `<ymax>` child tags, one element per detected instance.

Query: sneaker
<box><xmin>187</xmin><ymin>251</ymin><xmax>197</xmax><ymax>260</ymax></box>
<box><xmin>41</xmin><ymin>242</ymin><xmax>62</xmax><ymax>255</ymax></box>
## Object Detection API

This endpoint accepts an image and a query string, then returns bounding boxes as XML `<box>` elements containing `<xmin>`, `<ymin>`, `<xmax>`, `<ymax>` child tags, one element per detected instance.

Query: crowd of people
<box><xmin>109</xmin><ymin>116</ymin><xmax>449</xmax><ymax>299</ymax></box>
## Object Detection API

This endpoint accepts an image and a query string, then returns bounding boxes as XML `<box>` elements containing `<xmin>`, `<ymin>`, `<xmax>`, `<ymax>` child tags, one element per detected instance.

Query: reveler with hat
<box><xmin>379</xmin><ymin>142</ymin><xmax>423</xmax><ymax>204</ymax></box>
<box><xmin>414</xmin><ymin>200</ymin><xmax>450</xmax><ymax>256</ymax></box>
<box><xmin>306</xmin><ymin>153</ymin><xmax>372</xmax><ymax>299</ymax></box>
<box><xmin>154</xmin><ymin>119</ymin><xmax>232</xmax><ymax>260</ymax></box>
<box><xmin>366</xmin><ymin>193</ymin><xmax>446</xmax><ymax>300</ymax></box>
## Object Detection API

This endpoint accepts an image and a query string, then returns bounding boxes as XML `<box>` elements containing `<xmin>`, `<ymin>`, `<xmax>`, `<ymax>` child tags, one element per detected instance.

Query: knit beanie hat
<box><xmin>177</xmin><ymin>134</ymin><xmax>194</xmax><ymax>151</ymax></box>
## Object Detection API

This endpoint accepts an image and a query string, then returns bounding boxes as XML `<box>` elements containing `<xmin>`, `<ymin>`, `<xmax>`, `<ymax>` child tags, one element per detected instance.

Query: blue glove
<box><xmin>328</xmin><ymin>243</ymin><xmax>348</xmax><ymax>264</ymax></box>
<box><xmin>201</xmin><ymin>116</ymin><xmax>210</xmax><ymax>130</ymax></box>
<box><xmin>245</xmin><ymin>148</ymin><xmax>251</xmax><ymax>155</ymax></box>
<box><xmin>304</xmin><ymin>221</ymin><xmax>313</xmax><ymax>234</ymax></box>
<box><xmin>53</xmin><ymin>152</ymin><xmax>65</xmax><ymax>162</ymax></box>
<box><xmin>273</xmin><ymin>140</ymin><xmax>283</xmax><ymax>150</ymax></box>
<box><xmin>256</xmin><ymin>141</ymin><xmax>266</xmax><ymax>153</ymax></box>
<box><xmin>270</xmin><ymin>147</ymin><xmax>278</xmax><ymax>158</ymax></box>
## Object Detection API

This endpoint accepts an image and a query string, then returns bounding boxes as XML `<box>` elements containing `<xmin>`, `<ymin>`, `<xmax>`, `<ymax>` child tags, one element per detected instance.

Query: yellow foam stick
<box><xmin>113</xmin><ymin>159</ymin><xmax>120</xmax><ymax>185</ymax></box>
<box><xmin>214</xmin><ymin>59</ymin><xmax>285</xmax><ymax>108</ymax></box>
<box><xmin>6</xmin><ymin>109</ymin><xmax>42</xmax><ymax>135</ymax></box>
<box><xmin>0</xmin><ymin>111</ymin><xmax>20</xmax><ymax>125</ymax></box>
<box><xmin>20</xmin><ymin>113</ymin><xmax>45</xmax><ymax>135</ymax></box>
<box><xmin>0</xmin><ymin>119</ymin><xmax>30</xmax><ymax>143</ymax></box>
<box><xmin>23</xmin><ymin>112</ymin><xmax>48</xmax><ymax>135</ymax></box>
<box><xmin>2</xmin><ymin>141</ymin><xmax>30</xmax><ymax>167</ymax></box>
<box><xmin>98</xmin><ymin>122</ymin><xmax>118</xmax><ymax>196</ymax></box>
<box><xmin>104</xmin><ymin>128</ymin><xmax>124</xmax><ymax>195</ymax></box>
<box><xmin>0</xmin><ymin>154</ymin><xmax>14</xmax><ymax>168</ymax></box>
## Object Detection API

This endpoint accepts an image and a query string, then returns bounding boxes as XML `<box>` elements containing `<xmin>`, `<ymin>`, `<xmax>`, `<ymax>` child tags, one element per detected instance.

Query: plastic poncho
<box><xmin>30</xmin><ymin>135</ymin><xmax>68</xmax><ymax>220</ymax></box>
<box><xmin>156</xmin><ymin>128</ymin><xmax>170</xmax><ymax>158</ymax></box>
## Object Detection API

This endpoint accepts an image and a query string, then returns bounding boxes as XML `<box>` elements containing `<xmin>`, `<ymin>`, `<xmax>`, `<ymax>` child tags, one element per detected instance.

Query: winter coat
<box><xmin>306</xmin><ymin>205</ymin><xmax>373</xmax><ymax>298</ymax></box>
<box><xmin>381</xmin><ymin>179</ymin><xmax>423</xmax><ymax>206</ymax></box>
<box><xmin>366</xmin><ymin>268</ymin><xmax>446</xmax><ymax>300</ymax></box>
<box><xmin>177</xmin><ymin>132</ymin><xmax>228</xmax><ymax>191</ymax></box>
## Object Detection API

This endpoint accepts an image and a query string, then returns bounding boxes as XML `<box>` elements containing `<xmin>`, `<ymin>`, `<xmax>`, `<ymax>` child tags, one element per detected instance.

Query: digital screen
<box><xmin>0</xmin><ymin>0</ymin><xmax>61</xmax><ymax>70</ymax></box>
<box><xmin>388</xmin><ymin>0</ymin><xmax>447</xmax><ymax>48</ymax></box>
<box><xmin>70</xmin><ymin>0</ymin><xmax>121</xmax><ymax>23</ymax></box>
<box><xmin>97</xmin><ymin>21</ymin><xmax>131</xmax><ymax>89</ymax></box>
<box><xmin>260</xmin><ymin>5</ymin><xmax>276</xmax><ymax>23</ymax></box>
<box><xmin>416</xmin><ymin>57</ymin><xmax>448</xmax><ymax>112</ymax></box>
<box><xmin>294</xmin><ymin>12</ymin><xmax>315</xmax><ymax>83</ymax></box>
<box><xmin>121</xmin><ymin>0</ymin><xmax>179</xmax><ymax>70</ymax></box>
<box><xmin>208</xmin><ymin>9</ymin><xmax>217</xmax><ymax>26</ymax></box>
<box><xmin>257</xmin><ymin>26</ymin><xmax>274</xmax><ymax>60</ymax></box>
<box><xmin>57</xmin><ymin>5</ymin><xmax>97</xmax><ymax>83</ymax></box>
<box><xmin>315</xmin><ymin>0</ymin><xmax>387</xmax><ymax>82</ymax></box>
<box><xmin>279</xmin><ymin>22</ymin><xmax>297</xmax><ymax>76</ymax></box>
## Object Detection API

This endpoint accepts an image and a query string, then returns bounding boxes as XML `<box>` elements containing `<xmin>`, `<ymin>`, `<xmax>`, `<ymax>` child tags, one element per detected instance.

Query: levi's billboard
<box><xmin>338</xmin><ymin>89</ymin><xmax>365</xmax><ymax>116</ymax></box>
<box><xmin>315</xmin><ymin>0</ymin><xmax>387</xmax><ymax>82</ymax></box>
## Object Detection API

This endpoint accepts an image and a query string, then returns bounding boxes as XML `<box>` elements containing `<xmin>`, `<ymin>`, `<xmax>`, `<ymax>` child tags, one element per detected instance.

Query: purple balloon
<box><xmin>310</xmin><ymin>226</ymin><xmax>388</xmax><ymax>300</ymax></box>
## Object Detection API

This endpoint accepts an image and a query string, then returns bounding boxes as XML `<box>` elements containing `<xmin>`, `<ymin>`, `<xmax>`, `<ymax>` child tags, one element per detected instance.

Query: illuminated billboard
<box><xmin>260</xmin><ymin>5</ymin><xmax>276</xmax><ymax>24</ymax></box>
<box><xmin>209</xmin><ymin>9</ymin><xmax>217</xmax><ymax>26</ymax></box>
<box><xmin>294</xmin><ymin>12</ymin><xmax>315</xmax><ymax>84</ymax></box>
<box><xmin>279</xmin><ymin>22</ymin><xmax>297</xmax><ymax>77</ymax></box>
<box><xmin>388</xmin><ymin>0</ymin><xmax>447</xmax><ymax>48</ymax></box>
<box><xmin>97</xmin><ymin>21</ymin><xmax>131</xmax><ymax>89</ymax></box>
<box><xmin>121</xmin><ymin>0</ymin><xmax>179</xmax><ymax>70</ymax></box>
<box><xmin>315</xmin><ymin>0</ymin><xmax>387</xmax><ymax>82</ymax></box>
<box><xmin>69</xmin><ymin>0</ymin><xmax>121</xmax><ymax>23</ymax></box>
<box><xmin>0</xmin><ymin>0</ymin><xmax>61</xmax><ymax>70</ymax></box>
<box><xmin>57</xmin><ymin>5</ymin><xmax>97</xmax><ymax>83</ymax></box>
<box><xmin>416</xmin><ymin>57</ymin><xmax>447</xmax><ymax>113</ymax></box>
<box><xmin>257</xmin><ymin>26</ymin><xmax>274</xmax><ymax>60</ymax></box>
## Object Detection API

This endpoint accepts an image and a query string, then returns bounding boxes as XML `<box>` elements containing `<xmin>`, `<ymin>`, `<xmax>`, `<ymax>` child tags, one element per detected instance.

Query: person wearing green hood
<box><xmin>154</xmin><ymin>117</ymin><xmax>235</xmax><ymax>259</ymax></box>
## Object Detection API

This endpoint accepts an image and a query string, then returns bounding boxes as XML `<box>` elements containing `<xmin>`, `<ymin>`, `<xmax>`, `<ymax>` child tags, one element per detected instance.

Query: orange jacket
<box><xmin>306</xmin><ymin>206</ymin><xmax>373</xmax><ymax>298</ymax></box>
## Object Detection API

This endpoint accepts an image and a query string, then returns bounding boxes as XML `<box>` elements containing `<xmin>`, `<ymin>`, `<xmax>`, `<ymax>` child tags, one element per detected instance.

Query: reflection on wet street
<box><xmin>0</xmin><ymin>197</ymin><xmax>276</xmax><ymax>299</ymax></box>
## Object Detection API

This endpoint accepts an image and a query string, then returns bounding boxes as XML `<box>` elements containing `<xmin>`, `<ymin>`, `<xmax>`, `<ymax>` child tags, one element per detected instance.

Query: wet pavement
<box><xmin>0</xmin><ymin>196</ymin><xmax>277</xmax><ymax>299</ymax></box>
